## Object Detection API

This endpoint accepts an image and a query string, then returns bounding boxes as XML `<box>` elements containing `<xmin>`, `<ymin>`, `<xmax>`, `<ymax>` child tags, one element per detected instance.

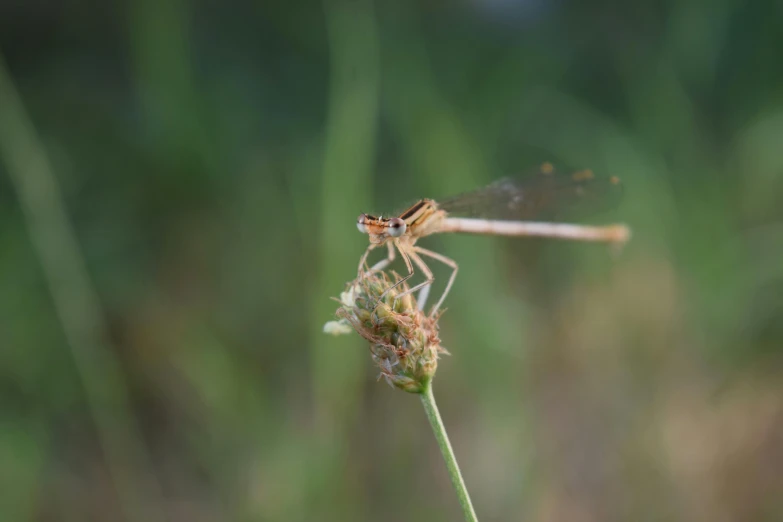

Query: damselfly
<box><xmin>356</xmin><ymin>163</ymin><xmax>630</xmax><ymax>316</ymax></box>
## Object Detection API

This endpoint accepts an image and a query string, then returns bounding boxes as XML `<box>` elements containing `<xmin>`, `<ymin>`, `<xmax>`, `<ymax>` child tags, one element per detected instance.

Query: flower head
<box><xmin>324</xmin><ymin>271</ymin><xmax>447</xmax><ymax>393</ymax></box>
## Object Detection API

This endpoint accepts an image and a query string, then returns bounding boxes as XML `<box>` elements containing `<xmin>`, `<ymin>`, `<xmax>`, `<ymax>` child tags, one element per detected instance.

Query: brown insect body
<box><xmin>360</xmin><ymin>199</ymin><xmax>446</xmax><ymax>246</ymax></box>
<box><xmin>354</xmin><ymin>164</ymin><xmax>630</xmax><ymax>316</ymax></box>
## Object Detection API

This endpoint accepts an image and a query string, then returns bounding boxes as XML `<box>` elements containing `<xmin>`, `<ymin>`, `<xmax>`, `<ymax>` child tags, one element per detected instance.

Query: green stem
<box><xmin>419</xmin><ymin>385</ymin><xmax>478</xmax><ymax>522</ymax></box>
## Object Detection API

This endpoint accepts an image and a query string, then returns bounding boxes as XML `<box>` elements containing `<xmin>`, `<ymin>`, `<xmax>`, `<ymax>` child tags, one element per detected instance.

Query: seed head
<box><xmin>324</xmin><ymin>271</ymin><xmax>447</xmax><ymax>393</ymax></box>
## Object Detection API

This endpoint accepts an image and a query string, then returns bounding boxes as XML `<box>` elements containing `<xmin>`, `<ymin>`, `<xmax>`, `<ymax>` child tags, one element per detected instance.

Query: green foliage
<box><xmin>1</xmin><ymin>1</ymin><xmax>782</xmax><ymax>521</ymax></box>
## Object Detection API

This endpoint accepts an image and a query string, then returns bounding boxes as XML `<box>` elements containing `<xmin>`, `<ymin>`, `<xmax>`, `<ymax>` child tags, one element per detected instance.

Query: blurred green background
<box><xmin>1</xmin><ymin>1</ymin><xmax>783</xmax><ymax>521</ymax></box>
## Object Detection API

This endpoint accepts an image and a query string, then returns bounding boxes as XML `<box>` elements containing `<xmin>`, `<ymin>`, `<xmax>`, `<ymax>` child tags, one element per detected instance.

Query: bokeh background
<box><xmin>2</xmin><ymin>1</ymin><xmax>783</xmax><ymax>521</ymax></box>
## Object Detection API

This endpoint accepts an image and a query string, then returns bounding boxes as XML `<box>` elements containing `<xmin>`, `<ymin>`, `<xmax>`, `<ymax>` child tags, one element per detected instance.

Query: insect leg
<box><xmin>392</xmin><ymin>249</ymin><xmax>435</xmax><ymax>312</ymax></box>
<box><xmin>374</xmin><ymin>242</ymin><xmax>416</xmax><ymax>306</ymax></box>
<box><xmin>411</xmin><ymin>246</ymin><xmax>458</xmax><ymax>315</ymax></box>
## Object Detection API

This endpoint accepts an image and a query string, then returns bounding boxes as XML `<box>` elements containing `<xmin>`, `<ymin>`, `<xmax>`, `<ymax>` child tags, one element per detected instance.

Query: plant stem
<box><xmin>420</xmin><ymin>385</ymin><xmax>478</xmax><ymax>522</ymax></box>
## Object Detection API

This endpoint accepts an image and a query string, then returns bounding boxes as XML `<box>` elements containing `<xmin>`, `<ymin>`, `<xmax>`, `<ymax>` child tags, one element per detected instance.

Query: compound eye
<box><xmin>357</xmin><ymin>214</ymin><xmax>369</xmax><ymax>234</ymax></box>
<box><xmin>387</xmin><ymin>217</ymin><xmax>407</xmax><ymax>238</ymax></box>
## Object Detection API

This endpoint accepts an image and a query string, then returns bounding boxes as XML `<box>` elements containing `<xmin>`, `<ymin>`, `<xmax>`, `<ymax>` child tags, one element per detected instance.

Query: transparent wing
<box><xmin>438</xmin><ymin>164</ymin><xmax>624</xmax><ymax>221</ymax></box>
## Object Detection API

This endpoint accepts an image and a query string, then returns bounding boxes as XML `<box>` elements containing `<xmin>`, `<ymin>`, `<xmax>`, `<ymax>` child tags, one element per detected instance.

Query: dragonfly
<box><xmin>356</xmin><ymin>162</ymin><xmax>631</xmax><ymax>316</ymax></box>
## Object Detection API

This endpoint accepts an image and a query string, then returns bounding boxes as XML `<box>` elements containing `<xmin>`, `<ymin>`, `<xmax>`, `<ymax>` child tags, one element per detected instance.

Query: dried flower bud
<box><xmin>324</xmin><ymin>271</ymin><xmax>447</xmax><ymax>393</ymax></box>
